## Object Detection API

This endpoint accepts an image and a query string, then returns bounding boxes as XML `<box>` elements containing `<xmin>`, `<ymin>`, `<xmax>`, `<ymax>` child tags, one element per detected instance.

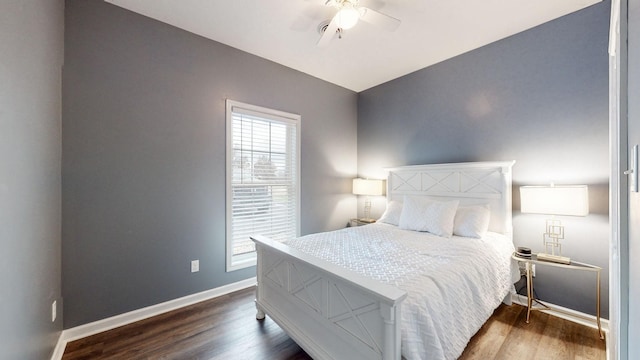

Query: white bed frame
<box><xmin>251</xmin><ymin>161</ymin><xmax>515</xmax><ymax>360</ymax></box>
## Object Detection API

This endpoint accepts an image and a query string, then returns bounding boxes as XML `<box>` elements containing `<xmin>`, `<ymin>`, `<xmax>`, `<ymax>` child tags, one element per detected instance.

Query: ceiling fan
<box><xmin>317</xmin><ymin>0</ymin><xmax>401</xmax><ymax>46</ymax></box>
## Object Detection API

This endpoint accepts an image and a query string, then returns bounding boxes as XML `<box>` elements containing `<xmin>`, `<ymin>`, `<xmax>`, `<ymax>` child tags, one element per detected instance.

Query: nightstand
<box><xmin>512</xmin><ymin>253</ymin><xmax>603</xmax><ymax>339</ymax></box>
<box><xmin>349</xmin><ymin>218</ymin><xmax>375</xmax><ymax>227</ymax></box>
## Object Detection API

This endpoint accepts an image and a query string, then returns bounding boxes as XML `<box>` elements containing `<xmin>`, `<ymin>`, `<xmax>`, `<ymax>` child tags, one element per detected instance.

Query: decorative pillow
<box><xmin>378</xmin><ymin>200</ymin><xmax>403</xmax><ymax>225</ymax></box>
<box><xmin>398</xmin><ymin>196</ymin><xmax>459</xmax><ymax>237</ymax></box>
<box><xmin>453</xmin><ymin>205</ymin><xmax>491</xmax><ymax>238</ymax></box>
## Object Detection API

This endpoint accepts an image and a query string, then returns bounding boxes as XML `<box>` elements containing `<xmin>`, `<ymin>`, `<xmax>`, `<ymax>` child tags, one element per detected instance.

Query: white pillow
<box><xmin>453</xmin><ymin>205</ymin><xmax>491</xmax><ymax>238</ymax></box>
<box><xmin>398</xmin><ymin>196</ymin><xmax>459</xmax><ymax>237</ymax></box>
<box><xmin>378</xmin><ymin>200</ymin><xmax>403</xmax><ymax>225</ymax></box>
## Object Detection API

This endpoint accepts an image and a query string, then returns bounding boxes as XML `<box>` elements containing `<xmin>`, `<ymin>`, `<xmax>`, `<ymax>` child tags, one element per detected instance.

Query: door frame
<box><xmin>609</xmin><ymin>1</ymin><xmax>628</xmax><ymax>359</ymax></box>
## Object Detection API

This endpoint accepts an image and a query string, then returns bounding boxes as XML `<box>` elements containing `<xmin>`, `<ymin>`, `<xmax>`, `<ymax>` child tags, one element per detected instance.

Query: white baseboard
<box><xmin>51</xmin><ymin>277</ymin><xmax>257</xmax><ymax>360</ymax></box>
<box><xmin>511</xmin><ymin>293</ymin><xmax>609</xmax><ymax>333</ymax></box>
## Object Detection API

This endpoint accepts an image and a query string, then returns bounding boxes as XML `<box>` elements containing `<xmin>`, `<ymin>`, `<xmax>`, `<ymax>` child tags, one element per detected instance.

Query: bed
<box><xmin>251</xmin><ymin>161</ymin><xmax>516</xmax><ymax>360</ymax></box>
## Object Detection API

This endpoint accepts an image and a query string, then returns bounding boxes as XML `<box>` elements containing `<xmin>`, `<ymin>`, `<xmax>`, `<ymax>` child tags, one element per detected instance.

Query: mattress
<box><xmin>285</xmin><ymin>223</ymin><xmax>516</xmax><ymax>360</ymax></box>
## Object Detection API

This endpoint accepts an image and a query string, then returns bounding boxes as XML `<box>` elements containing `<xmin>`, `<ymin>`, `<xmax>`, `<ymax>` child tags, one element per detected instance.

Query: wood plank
<box><xmin>63</xmin><ymin>287</ymin><xmax>606</xmax><ymax>359</ymax></box>
<box><xmin>458</xmin><ymin>303</ymin><xmax>523</xmax><ymax>359</ymax></box>
<box><xmin>492</xmin><ymin>308</ymin><xmax>550</xmax><ymax>360</ymax></box>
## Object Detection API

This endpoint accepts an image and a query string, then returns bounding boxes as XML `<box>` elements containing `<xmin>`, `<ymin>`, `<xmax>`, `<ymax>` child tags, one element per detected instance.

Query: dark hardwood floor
<box><xmin>62</xmin><ymin>287</ymin><xmax>605</xmax><ymax>359</ymax></box>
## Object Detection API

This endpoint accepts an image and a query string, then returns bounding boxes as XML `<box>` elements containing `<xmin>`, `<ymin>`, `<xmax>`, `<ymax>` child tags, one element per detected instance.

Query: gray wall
<box><xmin>358</xmin><ymin>2</ymin><xmax>610</xmax><ymax>317</ymax></box>
<box><xmin>62</xmin><ymin>0</ymin><xmax>357</xmax><ymax>328</ymax></box>
<box><xmin>0</xmin><ymin>0</ymin><xmax>64</xmax><ymax>359</ymax></box>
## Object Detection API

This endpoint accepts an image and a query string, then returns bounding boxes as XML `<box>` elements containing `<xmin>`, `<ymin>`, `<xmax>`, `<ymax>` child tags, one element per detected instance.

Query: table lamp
<box><xmin>352</xmin><ymin>178</ymin><xmax>385</xmax><ymax>223</ymax></box>
<box><xmin>520</xmin><ymin>185</ymin><xmax>589</xmax><ymax>264</ymax></box>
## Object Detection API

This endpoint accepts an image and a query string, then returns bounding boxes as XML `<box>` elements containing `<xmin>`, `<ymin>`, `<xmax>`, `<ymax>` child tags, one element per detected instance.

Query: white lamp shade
<box><xmin>520</xmin><ymin>185</ymin><xmax>589</xmax><ymax>216</ymax></box>
<box><xmin>352</xmin><ymin>178</ymin><xmax>384</xmax><ymax>196</ymax></box>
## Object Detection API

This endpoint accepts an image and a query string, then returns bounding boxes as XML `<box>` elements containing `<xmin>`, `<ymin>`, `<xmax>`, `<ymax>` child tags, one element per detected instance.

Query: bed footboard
<box><xmin>252</xmin><ymin>235</ymin><xmax>407</xmax><ymax>360</ymax></box>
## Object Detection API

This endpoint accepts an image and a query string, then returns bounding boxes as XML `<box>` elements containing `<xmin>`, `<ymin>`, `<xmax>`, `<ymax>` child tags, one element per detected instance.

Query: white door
<box><xmin>614</xmin><ymin>0</ymin><xmax>640</xmax><ymax>357</ymax></box>
<box><xmin>610</xmin><ymin>0</ymin><xmax>638</xmax><ymax>358</ymax></box>
<box><xmin>627</xmin><ymin>1</ymin><xmax>640</xmax><ymax>358</ymax></box>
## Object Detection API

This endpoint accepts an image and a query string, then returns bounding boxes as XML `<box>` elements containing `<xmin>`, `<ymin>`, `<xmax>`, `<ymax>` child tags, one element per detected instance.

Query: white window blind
<box><xmin>226</xmin><ymin>100</ymin><xmax>300</xmax><ymax>271</ymax></box>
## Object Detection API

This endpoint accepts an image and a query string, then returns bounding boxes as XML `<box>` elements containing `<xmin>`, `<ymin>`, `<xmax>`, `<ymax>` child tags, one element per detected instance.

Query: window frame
<box><xmin>225</xmin><ymin>99</ymin><xmax>301</xmax><ymax>272</ymax></box>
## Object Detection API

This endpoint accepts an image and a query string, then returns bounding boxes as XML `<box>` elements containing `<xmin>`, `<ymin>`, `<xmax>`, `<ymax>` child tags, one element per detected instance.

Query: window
<box><xmin>226</xmin><ymin>100</ymin><xmax>300</xmax><ymax>271</ymax></box>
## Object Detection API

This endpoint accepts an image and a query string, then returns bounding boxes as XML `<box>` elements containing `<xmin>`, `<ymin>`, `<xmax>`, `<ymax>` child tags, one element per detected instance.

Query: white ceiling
<box><xmin>104</xmin><ymin>0</ymin><xmax>601</xmax><ymax>92</ymax></box>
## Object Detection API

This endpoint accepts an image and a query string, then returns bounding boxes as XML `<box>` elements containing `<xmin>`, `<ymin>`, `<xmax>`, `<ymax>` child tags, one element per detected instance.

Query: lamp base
<box><xmin>536</xmin><ymin>252</ymin><xmax>571</xmax><ymax>264</ymax></box>
<box><xmin>357</xmin><ymin>218</ymin><xmax>377</xmax><ymax>224</ymax></box>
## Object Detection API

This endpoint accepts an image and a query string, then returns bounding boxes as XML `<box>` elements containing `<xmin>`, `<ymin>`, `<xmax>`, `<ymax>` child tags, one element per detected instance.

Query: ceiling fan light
<box><xmin>336</xmin><ymin>6</ymin><xmax>360</xmax><ymax>30</ymax></box>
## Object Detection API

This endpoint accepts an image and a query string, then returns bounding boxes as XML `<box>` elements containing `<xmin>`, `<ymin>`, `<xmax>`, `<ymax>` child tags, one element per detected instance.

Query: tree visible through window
<box><xmin>226</xmin><ymin>100</ymin><xmax>300</xmax><ymax>271</ymax></box>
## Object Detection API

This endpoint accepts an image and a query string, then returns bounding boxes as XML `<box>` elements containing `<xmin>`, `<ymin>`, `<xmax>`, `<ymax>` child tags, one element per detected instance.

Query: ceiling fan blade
<box><xmin>359</xmin><ymin>7</ymin><xmax>400</xmax><ymax>31</ymax></box>
<box><xmin>317</xmin><ymin>16</ymin><xmax>340</xmax><ymax>47</ymax></box>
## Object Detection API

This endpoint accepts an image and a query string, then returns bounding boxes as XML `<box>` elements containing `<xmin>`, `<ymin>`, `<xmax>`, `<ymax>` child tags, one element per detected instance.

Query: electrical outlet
<box><xmin>51</xmin><ymin>300</ymin><xmax>57</xmax><ymax>322</ymax></box>
<box><xmin>191</xmin><ymin>260</ymin><xmax>199</xmax><ymax>273</ymax></box>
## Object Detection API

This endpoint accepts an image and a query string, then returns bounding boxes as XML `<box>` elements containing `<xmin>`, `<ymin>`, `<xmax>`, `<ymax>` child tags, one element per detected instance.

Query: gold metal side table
<box><xmin>512</xmin><ymin>253</ymin><xmax>604</xmax><ymax>339</ymax></box>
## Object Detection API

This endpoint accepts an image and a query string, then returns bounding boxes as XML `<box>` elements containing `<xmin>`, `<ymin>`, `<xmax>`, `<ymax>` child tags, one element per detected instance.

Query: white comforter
<box><xmin>286</xmin><ymin>223</ymin><xmax>516</xmax><ymax>360</ymax></box>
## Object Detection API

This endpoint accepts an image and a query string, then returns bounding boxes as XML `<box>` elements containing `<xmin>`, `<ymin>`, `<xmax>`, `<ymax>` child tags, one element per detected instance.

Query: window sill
<box><xmin>227</xmin><ymin>254</ymin><xmax>257</xmax><ymax>272</ymax></box>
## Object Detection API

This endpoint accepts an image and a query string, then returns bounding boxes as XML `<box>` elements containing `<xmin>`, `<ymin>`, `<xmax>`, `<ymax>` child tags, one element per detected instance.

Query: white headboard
<box><xmin>386</xmin><ymin>161</ymin><xmax>515</xmax><ymax>237</ymax></box>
